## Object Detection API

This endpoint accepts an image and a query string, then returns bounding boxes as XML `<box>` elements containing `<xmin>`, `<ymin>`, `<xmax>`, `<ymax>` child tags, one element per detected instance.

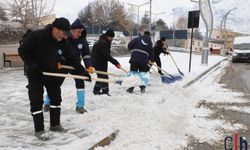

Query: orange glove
<box><xmin>87</xmin><ymin>66</ymin><xmax>94</xmax><ymax>73</ymax></box>
<box><xmin>115</xmin><ymin>64</ymin><xmax>121</xmax><ymax>69</ymax></box>
<box><xmin>58</xmin><ymin>63</ymin><xmax>62</xmax><ymax>69</ymax></box>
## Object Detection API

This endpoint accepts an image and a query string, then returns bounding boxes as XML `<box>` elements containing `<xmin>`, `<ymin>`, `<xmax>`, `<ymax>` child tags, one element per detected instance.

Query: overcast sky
<box><xmin>54</xmin><ymin>0</ymin><xmax>196</xmax><ymax>27</ymax></box>
<box><xmin>53</xmin><ymin>0</ymin><xmax>250</xmax><ymax>35</ymax></box>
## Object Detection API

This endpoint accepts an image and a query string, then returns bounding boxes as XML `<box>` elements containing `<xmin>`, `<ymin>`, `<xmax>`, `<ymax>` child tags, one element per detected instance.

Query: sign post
<box><xmin>188</xmin><ymin>10</ymin><xmax>200</xmax><ymax>72</ymax></box>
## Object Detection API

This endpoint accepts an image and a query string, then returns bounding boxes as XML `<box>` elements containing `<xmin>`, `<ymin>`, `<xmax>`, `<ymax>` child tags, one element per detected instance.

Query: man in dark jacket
<box><xmin>91</xmin><ymin>30</ymin><xmax>121</xmax><ymax>96</ymax></box>
<box><xmin>44</xmin><ymin>18</ymin><xmax>93</xmax><ymax>114</ymax></box>
<box><xmin>18</xmin><ymin>17</ymin><xmax>91</xmax><ymax>141</ymax></box>
<box><xmin>127</xmin><ymin>31</ymin><xmax>153</xmax><ymax>93</ymax></box>
<box><xmin>153</xmin><ymin>37</ymin><xmax>169</xmax><ymax>75</ymax></box>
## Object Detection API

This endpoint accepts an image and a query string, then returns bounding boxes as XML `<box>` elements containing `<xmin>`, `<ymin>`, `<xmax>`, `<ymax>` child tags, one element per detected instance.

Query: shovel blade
<box><xmin>168</xmin><ymin>74</ymin><xmax>183</xmax><ymax>81</ymax></box>
<box><xmin>161</xmin><ymin>76</ymin><xmax>176</xmax><ymax>84</ymax></box>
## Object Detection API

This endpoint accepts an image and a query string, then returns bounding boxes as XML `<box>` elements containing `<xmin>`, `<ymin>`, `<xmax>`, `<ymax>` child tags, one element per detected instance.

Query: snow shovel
<box><xmin>150</xmin><ymin>62</ymin><xmax>183</xmax><ymax>81</ymax></box>
<box><xmin>42</xmin><ymin>72</ymin><xmax>123</xmax><ymax>85</ymax></box>
<box><xmin>120</xmin><ymin>66</ymin><xmax>128</xmax><ymax>74</ymax></box>
<box><xmin>148</xmin><ymin>64</ymin><xmax>176</xmax><ymax>84</ymax></box>
<box><xmin>168</xmin><ymin>53</ymin><xmax>184</xmax><ymax>76</ymax></box>
<box><xmin>58</xmin><ymin>63</ymin><xmax>121</xmax><ymax>77</ymax></box>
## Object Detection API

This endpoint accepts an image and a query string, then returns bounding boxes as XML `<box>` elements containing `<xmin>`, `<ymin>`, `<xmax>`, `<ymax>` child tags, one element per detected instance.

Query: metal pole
<box><xmin>137</xmin><ymin>6</ymin><xmax>139</xmax><ymax>36</ymax></box>
<box><xmin>131</xmin><ymin>6</ymin><xmax>134</xmax><ymax>40</ymax></box>
<box><xmin>189</xmin><ymin>27</ymin><xmax>194</xmax><ymax>72</ymax></box>
<box><xmin>31</xmin><ymin>0</ymin><xmax>36</xmax><ymax>28</ymax></box>
<box><xmin>221</xmin><ymin>7</ymin><xmax>237</xmax><ymax>55</ymax></box>
<box><xmin>173</xmin><ymin>9</ymin><xmax>175</xmax><ymax>46</ymax></box>
<box><xmin>149</xmin><ymin>0</ymin><xmax>152</xmax><ymax>32</ymax></box>
<box><xmin>189</xmin><ymin>11</ymin><xmax>195</xmax><ymax>72</ymax></box>
<box><xmin>128</xmin><ymin>2</ymin><xmax>150</xmax><ymax>35</ymax></box>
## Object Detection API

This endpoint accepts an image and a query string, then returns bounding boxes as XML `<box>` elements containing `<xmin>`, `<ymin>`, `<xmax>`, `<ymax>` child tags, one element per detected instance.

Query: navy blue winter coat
<box><xmin>67</xmin><ymin>37</ymin><xmax>92</xmax><ymax>68</ymax></box>
<box><xmin>128</xmin><ymin>35</ymin><xmax>154</xmax><ymax>65</ymax></box>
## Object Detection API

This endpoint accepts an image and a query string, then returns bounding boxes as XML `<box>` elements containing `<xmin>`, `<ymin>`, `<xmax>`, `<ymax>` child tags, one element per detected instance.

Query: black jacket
<box><xmin>18</xmin><ymin>24</ymin><xmax>85</xmax><ymax>74</ymax></box>
<box><xmin>154</xmin><ymin>40</ymin><xmax>168</xmax><ymax>57</ymax></box>
<box><xmin>91</xmin><ymin>34</ymin><xmax>119</xmax><ymax>70</ymax></box>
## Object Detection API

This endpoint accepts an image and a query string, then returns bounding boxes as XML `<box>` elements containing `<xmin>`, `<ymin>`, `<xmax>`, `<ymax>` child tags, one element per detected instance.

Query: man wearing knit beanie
<box><xmin>153</xmin><ymin>36</ymin><xmax>169</xmax><ymax>75</ymax></box>
<box><xmin>18</xmin><ymin>17</ymin><xmax>91</xmax><ymax>140</ymax></box>
<box><xmin>43</xmin><ymin>18</ymin><xmax>93</xmax><ymax>114</ymax></box>
<box><xmin>91</xmin><ymin>29</ymin><xmax>122</xmax><ymax>96</ymax></box>
<box><xmin>52</xmin><ymin>17</ymin><xmax>72</xmax><ymax>40</ymax></box>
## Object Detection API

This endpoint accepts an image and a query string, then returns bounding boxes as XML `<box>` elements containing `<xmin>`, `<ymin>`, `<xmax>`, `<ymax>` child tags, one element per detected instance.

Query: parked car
<box><xmin>232</xmin><ymin>49</ymin><xmax>250</xmax><ymax>63</ymax></box>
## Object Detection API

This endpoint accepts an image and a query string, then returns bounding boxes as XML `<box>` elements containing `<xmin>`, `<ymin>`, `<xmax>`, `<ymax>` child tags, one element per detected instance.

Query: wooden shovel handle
<box><xmin>58</xmin><ymin>64</ymin><xmax>120</xmax><ymax>77</ymax></box>
<box><xmin>42</xmin><ymin>72</ymin><xmax>118</xmax><ymax>84</ymax></box>
<box><xmin>120</xmin><ymin>67</ymin><xmax>128</xmax><ymax>74</ymax></box>
<box><xmin>149</xmin><ymin>62</ymin><xmax>169</xmax><ymax>75</ymax></box>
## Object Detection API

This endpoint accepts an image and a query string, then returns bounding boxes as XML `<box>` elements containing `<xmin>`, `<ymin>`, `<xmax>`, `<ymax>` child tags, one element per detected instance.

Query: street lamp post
<box><xmin>149</xmin><ymin>0</ymin><xmax>152</xmax><ymax>32</ymax></box>
<box><xmin>127</xmin><ymin>1</ymin><xmax>150</xmax><ymax>36</ymax></box>
<box><xmin>220</xmin><ymin>7</ymin><xmax>237</xmax><ymax>56</ymax></box>
<box><xmin>173</xmin><ymin>8</ymin><xmax>176</xmax><ymax>47</ymax></box>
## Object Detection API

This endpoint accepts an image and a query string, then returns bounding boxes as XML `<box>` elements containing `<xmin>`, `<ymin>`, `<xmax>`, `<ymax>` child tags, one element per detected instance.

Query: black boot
<box><xmin>34</xmin><ymin>130</ymin><xmax>50</xmax><ymax>141</ymax></box>
<box><xmin>127</xmin><ymin>87</ymin><xmax>134</xmax><ymax>93</ymax></box>
<box><xmin>139</xmin><ymin>86</ymin><xmax>146</xmax><ymax>93</ymax></box>
<box><xmin>50</xmin><ymin>107</ymin><xmax>60</xmax><ymax>127</ymax></box>
<box><xmin>93</xmin><ymin>85</ymin><xmax>101</xmax><ymax>95</ymax></box>
<box><xmin>32</xmin><ymin>112</ymin><xmax>44</xmax><ymax>132</ymax></box>
<box><xmin>49</xmin><ymin>124</ymin><xmax>67</xmax><ymax>133</ymax></box>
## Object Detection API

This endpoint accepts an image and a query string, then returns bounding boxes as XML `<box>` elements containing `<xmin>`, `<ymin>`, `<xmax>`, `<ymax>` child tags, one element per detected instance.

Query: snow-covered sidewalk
<box><xmin>0</xmin><ymin>52</ymin><xmax>247</xmax><ymax>150</ymax></box>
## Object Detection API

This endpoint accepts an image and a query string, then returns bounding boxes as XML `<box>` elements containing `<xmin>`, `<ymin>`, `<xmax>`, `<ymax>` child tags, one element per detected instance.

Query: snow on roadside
<box><xmin>0</xmin><ymin>52</ymin><xmax>247</xmax><ymax>150</ymax></box>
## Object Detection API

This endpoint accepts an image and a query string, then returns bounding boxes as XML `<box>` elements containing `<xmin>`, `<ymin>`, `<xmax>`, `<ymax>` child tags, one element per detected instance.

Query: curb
<box><xmin>183</xmin><ymin>58</ymin><xmax>228</xmax><ymax>88</ymax></box>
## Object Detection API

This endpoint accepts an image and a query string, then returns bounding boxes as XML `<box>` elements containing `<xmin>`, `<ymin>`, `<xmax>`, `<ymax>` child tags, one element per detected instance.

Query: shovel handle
<box><xmin>149</xmin><ymin>62</ymin><xmax>170</xmax><ymax>75</ymax></box>
<box><xmin>148</xmin><ymin>64</ymin><xmax>158</xmax><ymax>73</ymax></box>
<box><xmin>169</xmin><ymin>53</ymin><xmax>179</xmax><ymax>68</ymax></box>
<box><xmin>120</xmin><ymin>67</ymin><xmax>128</xmax><ymax>74</ymax></box>
<box><xmin>42</xmin><ymin>72</ymin><xmax>121</xmax><ymax>84</ymax></box>
<box><xmin>58</xmin><ymin>64</ymin><xmax>120</xmax><ymax>77</ymax></box>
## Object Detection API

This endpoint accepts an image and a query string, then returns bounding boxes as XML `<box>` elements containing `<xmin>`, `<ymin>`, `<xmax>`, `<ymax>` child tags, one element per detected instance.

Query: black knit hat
<box><xmin>52</xmin><ymin>17</ymin><xmax>71</xmax><ymax>37</ymax></box>
<box><xmin>105</xmin><ymin>30</ymin><xmax>115</xmax><ymax>37</ymax></box>
<box><xmin>71</xmin><ymin>18</ymin><xmax>84</xmax><ymax>29</ymax></box>
<box><xmin>160</xmin><ymin>37</ymin><xmax>166</xmax><ymax>41</ymax></box>
<box><xmin>144</xmin><ymin>31</ymin><xmax>150</xmax><ymax>36</ymax></box>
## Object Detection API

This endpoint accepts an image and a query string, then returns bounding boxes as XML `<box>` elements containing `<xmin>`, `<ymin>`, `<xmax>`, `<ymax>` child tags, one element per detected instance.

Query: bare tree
<box><xmin>78</xmin><ymin>4</ymin><xmax>93</xmax><ymax>26</ymax></box>
<box><xmin>6</xmin><ymin>0</ymin><xmax>55</xmax><ymax>29</ymax></box>
<box><xmin>78</xmin><ymin>0</ymin><xmax>131</xmax><ymax>33</ymax></box>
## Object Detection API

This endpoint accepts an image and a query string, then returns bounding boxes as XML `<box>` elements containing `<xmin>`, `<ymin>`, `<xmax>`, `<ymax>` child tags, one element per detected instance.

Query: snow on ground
<box><xmin>0</xmin><ymin>52</ymin><xmax>248</xmax><ymax>150</ymax></box>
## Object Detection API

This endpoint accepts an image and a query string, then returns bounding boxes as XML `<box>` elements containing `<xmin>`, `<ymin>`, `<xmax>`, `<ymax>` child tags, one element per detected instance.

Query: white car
<box><xmin>232</xmin><ymin>49</ymin><xmax>250</xmax><ymax>63</ymax></box>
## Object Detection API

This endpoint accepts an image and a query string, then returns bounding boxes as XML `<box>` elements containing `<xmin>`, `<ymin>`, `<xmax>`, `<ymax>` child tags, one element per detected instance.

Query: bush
<box><xmin>0</xmin><ymin>21</ymin><xmax>25</xmax><ymax>44</ymax></box>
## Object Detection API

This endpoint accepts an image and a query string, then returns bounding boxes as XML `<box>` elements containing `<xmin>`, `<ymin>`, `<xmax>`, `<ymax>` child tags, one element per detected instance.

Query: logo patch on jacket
<box><xmin>78</xmin><ymin>44</ymin><xmax>83</xmax><ymax>49</ymax></box>
<box><xmin>58</xmin><ymin>49</ymin><xmax>62</xmax><ymax>55</ymax></box>
<box><xmin>141</xmin><ymin>39</ymin><xmax>148</xmax><ymax>46</ymax></box>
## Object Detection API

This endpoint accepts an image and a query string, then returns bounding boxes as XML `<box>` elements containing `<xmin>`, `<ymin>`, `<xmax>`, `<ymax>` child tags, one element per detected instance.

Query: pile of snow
<box><xmin>119</xmin><ymin>75</ymin><xmax>143</xmax><ymax>87</ymax></box>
